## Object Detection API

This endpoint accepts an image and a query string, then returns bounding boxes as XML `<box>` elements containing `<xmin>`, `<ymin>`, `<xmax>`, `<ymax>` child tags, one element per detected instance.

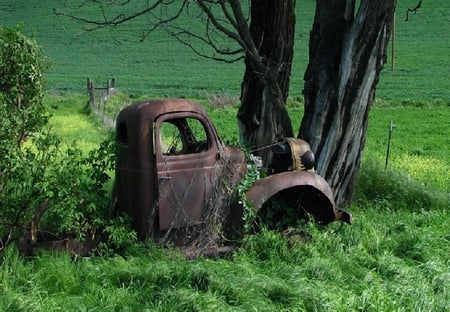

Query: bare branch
<box><xmin>195</xmin><ymin>0</ymin><xmax>246</xmax><ymax>48</ymax></box>
<box><xmin>405</xmin><ymin>0</ymin><xmax>423</xmax><ymax>21</ymax></box>
<box><xmin>166</xmin><ymin>25</ymin><xmax>245</xmax><ymax>63</ymax></box>
<box><xmin>55</xmin><ymin>0</ymin><xmax>249</xmax><ymax>61</ymax></box>
<box><xmin>141</xmin><ymin>1</ymin><xmax>188</xmax><ymax>41</ymax></box>
<box><xmin>54</xmin><ymin>0</ymin><xmax>170</xmax><ymax>31</ymax></box>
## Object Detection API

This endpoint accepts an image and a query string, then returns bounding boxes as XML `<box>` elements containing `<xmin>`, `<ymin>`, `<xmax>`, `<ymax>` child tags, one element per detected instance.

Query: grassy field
<box><xmin>1</xmin><ymin>1</ymin><xmax>450</xmax><ymax>311</ymax></box>
<box><xmin>1</xmin><ymin>0</ymin><xmax>449</xmax><ymax>102</ymax></box>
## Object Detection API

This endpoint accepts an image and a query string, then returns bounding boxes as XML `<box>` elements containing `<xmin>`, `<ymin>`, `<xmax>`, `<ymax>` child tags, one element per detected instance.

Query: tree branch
<box><xmin>166</xmin><ymin>25</ymin><xmax>245</xmax><ymax>63</ymax></box>
<box><xmin>195</xmin><ymin>0</ymin><xmax>245</xmax><ymax>47</ymax></box>
<box><xmin>55</xmin><ymin>0</ymin><xmax>250</xmax><ymax>62</ymax></box>
<box><xmin>141</xmin><ymin>1</ymin><xmax>188</xmax><ymax>41</ymax></box>
<box><xmin>228</xmin><ymin>0</ymin><xmax>258</xmax><ymax>56</ymax></box>
<box><xmin>405</xmin><ymin>0</ymin><xmax>423</xmax><ymax>21</ymax></box>
<box><xmin>54</xmin><ymin>0</ymin><xmax>171</xmax><ymax>31</ymax></box>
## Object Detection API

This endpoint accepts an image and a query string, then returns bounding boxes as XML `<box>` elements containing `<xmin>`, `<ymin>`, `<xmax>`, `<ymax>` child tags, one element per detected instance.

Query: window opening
<box><xmin>116</xmin><ymin>122</ymin><xmax>128</xmax><ymax>145</ymax></box>
<box><xmin>159</xmin><ymin>117</ymin><xmax>209</xmax><ymax>155</ymax></box>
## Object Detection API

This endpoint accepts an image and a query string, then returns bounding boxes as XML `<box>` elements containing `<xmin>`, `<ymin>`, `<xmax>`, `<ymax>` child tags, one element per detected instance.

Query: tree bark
<box><xmin>238</xmin><ymin>0</ymin><xmax>296</xmax><ymax>166</ymax></box>
<box><xmin>299</xmin><ymin>0</ymin><xmax>395</xmax><ymax>206</ymax></box>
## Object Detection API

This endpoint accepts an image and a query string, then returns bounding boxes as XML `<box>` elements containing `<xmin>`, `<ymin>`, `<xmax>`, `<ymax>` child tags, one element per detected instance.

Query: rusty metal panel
<box><xmin>246</xmin><ymin>171</ymin><xmax>351</xmax><ymax>224</ymax></box>
<box><xmin>155</xmin><ymin>148</ymin><xmax>218</xmax><ymax>230</ymax></box>
<box><xmin>154</xmin><ymin>111</ymin><xmax>221</xmax><ymax>230</ymax></box>
<box><xmin>114</xmin><ymin>99</ymin><xmax>247</xmax><ymax>240</ymax></box>
<box><xmin>115</xmin><ymin>102</ymin><xmax>157</xmax><ymax>239</ymax></box>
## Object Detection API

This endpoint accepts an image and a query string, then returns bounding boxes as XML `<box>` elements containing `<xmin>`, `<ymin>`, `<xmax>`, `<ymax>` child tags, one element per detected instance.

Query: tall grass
<box><xmin>2</xmin><ymin>203</ymin><xmax>449</xmax><ymax>311</ymax></box>
<box><xmin>1</xmin><ymin>0</ymin><xmax>449</xmax><ymax>310</ymax></box>
<box><xmin>44</xmin><ymin>93</ymin><xmax>111</xmax><ymax>151</ymax></box>
<box><xmin>1</xmin><ymin>93</ymin><xmax>449</xmax><ymax>311</ymax></box>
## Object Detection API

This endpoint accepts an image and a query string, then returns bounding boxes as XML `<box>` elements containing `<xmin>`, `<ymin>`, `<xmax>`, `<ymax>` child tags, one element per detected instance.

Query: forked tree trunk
<box><xmin>299</xmin><ymin>0</ymin><xmax>396</xmax><ymax>206</ymax></box>
<box><xmin>238</xmin><ymin>0</ymin><xmax>296</xmax><ymax>166</ymax></box>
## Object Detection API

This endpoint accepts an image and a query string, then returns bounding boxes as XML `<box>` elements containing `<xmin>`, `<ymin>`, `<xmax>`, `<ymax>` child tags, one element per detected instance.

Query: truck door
<box><xmin>154</xmin><ymin>113</ymin><xmax>219</xmax><ymax>230</ymax></box>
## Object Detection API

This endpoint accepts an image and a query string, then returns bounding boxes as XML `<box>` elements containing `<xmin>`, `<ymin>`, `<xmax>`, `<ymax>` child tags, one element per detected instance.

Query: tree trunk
<box><xmin>299</xmin><ymin>0</ymin><xmax>395</xmax><ymax>206</ymax></box>
<box><xmin>238</xmin><ymin>0</ymin><xmax>296</xmax><ymax>166</ymax></box>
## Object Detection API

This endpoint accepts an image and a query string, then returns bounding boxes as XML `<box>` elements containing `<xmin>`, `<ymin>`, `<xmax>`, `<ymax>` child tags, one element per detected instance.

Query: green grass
<box><xmin>1</xmin><ymin>93</ymin><xmax>449</xmax><ymax>312</ymax></box>
<box><xmin>44</xmin><ymin>93</ymin><xmax>111</xmax><ymax>152</ymax></box>
<box><xmin>1</xmin><ymin>0</ymin><xmax>450</xmax><ymax>311</ymax></box>
<box><xmin>364</xmin><ymin>105</ymin><xmax>450</xmax><ymax>191</ymax></box>
<box><xmin>2</xmin><ymin>203</ymin><xmax>449</xmax><ymax>311</ymax></box>
<box><xmin>1</xmin><ymin>0</ymin><xmax>449</xmax><ymax>103</ymax></box>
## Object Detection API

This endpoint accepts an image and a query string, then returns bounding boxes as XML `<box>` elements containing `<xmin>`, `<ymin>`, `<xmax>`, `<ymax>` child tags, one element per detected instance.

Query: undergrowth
<box><xmin>1</xmin><ymin>94</ymin><xmax>449</xmax><ymax>311</ymax></box>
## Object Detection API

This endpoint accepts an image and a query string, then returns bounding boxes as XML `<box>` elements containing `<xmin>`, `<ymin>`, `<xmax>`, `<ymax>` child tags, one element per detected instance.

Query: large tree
<box><xmin>237</xmin><ymin>0</ymin><xmax>295</xmax><ymax>165</ymax></box>
<box><xmin>299</xmin><ymin>0</ymin><xmax>396</xmax><ymax>205</ymax></box>
<box><xmin>57</xmin><ymin>0</ymin><xmax>396</xmax><ymax>206</ymax></box>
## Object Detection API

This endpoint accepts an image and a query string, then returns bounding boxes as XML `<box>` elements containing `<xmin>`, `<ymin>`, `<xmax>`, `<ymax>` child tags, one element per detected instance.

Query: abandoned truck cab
<box><xmin>114</xmin><ymin>99</ymin><xmax>351</xmax><ymax>243</ymax></box>
<box><xmin>114</xmin><ymin>99</ymin><xmax>246</xmax><ymax>240</ymax></box>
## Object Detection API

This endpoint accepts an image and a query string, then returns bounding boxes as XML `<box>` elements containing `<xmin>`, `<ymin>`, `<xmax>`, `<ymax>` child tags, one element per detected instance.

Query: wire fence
<box><xmin>87</xmin><ymin>78</ymin><xmax>130</xmax><ymax>128</ymax></box>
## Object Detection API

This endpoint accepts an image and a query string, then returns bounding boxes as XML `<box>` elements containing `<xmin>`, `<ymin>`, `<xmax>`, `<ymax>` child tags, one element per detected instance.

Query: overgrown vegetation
<box><xmin>0</xmin><ymin>0</ymin><xmax>449</xmax><ymax>311</ymax></box>
<box><xmin>0</xmin><ymin>28</ymin><xmax>136</xmax><ymax>254</ymax></box>
<box><xmin>1</xmin><ymin>91</ymin><xmax>447</xmax><ymax>310</ymax></box>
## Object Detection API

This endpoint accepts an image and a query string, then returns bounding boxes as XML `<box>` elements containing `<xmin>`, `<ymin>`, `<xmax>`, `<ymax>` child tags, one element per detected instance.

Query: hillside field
<box><xmin>1</xmin><ymin>1</ymin><xmax>449</xmax><ymax>311</ymax></box>
<box><xmin>0</xmin><ymin>0</ymin><xmax>449</xmax><ymax>102</ymax></box>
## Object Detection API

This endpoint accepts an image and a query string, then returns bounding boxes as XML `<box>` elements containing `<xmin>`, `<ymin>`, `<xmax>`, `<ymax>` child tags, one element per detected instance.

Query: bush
<box><xmin>0</xmin><ymin>25</ymin><xmax>51</xmax><ymax>143</ymax></box>
<box><xmin>0</xmin><ymin>27</ymin><xmax>135</xmax><ymax>253</ymax></box>
<box><xmin>0</xmin><ymin>25</ymin><xmax>52</xmax><ymax>247</ymax></box>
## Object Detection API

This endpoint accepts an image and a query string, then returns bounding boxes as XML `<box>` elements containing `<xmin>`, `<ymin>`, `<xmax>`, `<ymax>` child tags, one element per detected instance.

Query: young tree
<box><xmin>299</xmin><ymin>0</ymin><xmax>396</xmax><ymax>205</ymax></box>
<box><xmin>0</xmin><ymin>26</ymin><xmax>51</xmax><ymax>247</ymax></box>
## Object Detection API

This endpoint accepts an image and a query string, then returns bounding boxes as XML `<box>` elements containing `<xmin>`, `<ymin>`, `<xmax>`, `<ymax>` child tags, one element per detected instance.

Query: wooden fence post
<box><xmin>87</xmin><ymin>78</ymin><xmax>95</xmax><ymax>107</ymax></box>
<box><xmin>107</xmin><ymin>79</ymin><xmax>111</xmax><ymax>98</ymax></box>
<box><xmin>86</xmin><ymin>77</ymin><xmax>118</xmax><ymax>128</ymax></box>
<box><xmin>391</xmin><ymin>10</ymin><xmax>396</xmax><ymax>72</ymax></box>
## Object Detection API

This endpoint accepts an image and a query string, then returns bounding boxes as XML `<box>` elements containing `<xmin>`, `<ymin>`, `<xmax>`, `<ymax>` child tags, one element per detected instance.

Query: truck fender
<box><xmin>246</xmin><ymin>171</ymin><xmax>351</xmax><ymax>224</ymax></box>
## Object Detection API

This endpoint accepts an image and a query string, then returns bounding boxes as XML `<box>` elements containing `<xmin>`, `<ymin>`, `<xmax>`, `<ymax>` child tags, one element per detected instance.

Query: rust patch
<box><xmin>246</xmin><ymin>171</ymin><xmax>352</xmax><ymax>224</ymax></box>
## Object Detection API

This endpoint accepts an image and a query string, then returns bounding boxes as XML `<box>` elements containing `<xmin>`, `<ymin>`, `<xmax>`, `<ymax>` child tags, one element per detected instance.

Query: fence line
<box><xmin>87</xmin><ymin>78</ymin><xmax>129</xmax><ymax>128</ymax></box>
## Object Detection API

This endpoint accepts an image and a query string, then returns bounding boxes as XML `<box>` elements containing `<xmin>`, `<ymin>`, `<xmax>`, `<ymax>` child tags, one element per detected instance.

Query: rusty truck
<box><xmin>113</xmin><ymin>99</ymin><xmax>351</xmax><ymax>245</ymax></box>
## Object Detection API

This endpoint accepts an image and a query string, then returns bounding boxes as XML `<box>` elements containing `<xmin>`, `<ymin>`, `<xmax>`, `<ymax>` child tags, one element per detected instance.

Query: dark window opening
<box><xmin>159</xmin><ymin>117</ymin><xmax>209</xmax><ymax>156</ymax></box>
<box><xmin>117</xmin><ymin>122</ymin><xmax>128</xmax><ymax>145</ymax></box>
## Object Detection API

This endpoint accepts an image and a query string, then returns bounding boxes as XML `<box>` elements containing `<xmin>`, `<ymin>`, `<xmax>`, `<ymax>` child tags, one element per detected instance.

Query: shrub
<box><xmin>0</xmin><ymin>25</ymin><xmax>52</xmax><ymax>248</ymax></box>
<box><xmin>0</xmin><ymin>27</ymin><xmax>135</xmax><ymax>253</ymax></box>
<box><xmin>0</xmin><ymin>25</ymin><xmax>51</xmax><ymax>144</ymax></box>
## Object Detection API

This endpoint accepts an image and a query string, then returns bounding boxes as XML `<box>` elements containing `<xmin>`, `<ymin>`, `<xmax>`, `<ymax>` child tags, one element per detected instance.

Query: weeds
<box><xmin>2</xmin><ymin>94</ymin><xmax>448</xmax><ymax>311</ymax></box>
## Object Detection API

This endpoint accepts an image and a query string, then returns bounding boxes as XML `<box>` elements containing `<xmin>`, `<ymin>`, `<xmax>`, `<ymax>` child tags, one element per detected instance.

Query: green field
<box><xmin>1</xmin><ymin>0</ymin><xmax>449</xmax><ymax>102</ymax></box>
<box><xmin>1</xmin><ymin>1</ymin><xmax>450</xmax><ymax>311</ymax></box>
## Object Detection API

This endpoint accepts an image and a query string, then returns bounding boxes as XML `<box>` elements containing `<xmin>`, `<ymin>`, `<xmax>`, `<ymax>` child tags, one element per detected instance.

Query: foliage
<box><xmin>0</xmin><ymin>93</ymin><xmax>448</xmax><ymax>310</ymax></box>
<box><xmin>0</xmin><ymin>131</ymin><xmax>136</xmax><ymax>251</ymax></box>
<box><xmin>236</xmin><ymin>153</ymin><xmax>261</xmax><ymax>233</ymax></box>
<box><xmin>40</xmin><ymin>137</ymin><xmax>113</xmax><ymax>239</ymax></box>
<box><xmin>0</xmin><ymin>25</ymin><xmax>51</xmax><ymax>144</ymax></box>
<box><xmin>0</xmin><ymin>28</ymin><xmax>135</xmax><ymax>252</ymax></box>
<box><xmin>0</xmin><ymin>25</ymin><xmax>52</xmax><ymax>246</ymax></box>
<box><xmin>0</xmin><ymin>0</ymin><xmax>448</xmax><ymax>310</ymax></box>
